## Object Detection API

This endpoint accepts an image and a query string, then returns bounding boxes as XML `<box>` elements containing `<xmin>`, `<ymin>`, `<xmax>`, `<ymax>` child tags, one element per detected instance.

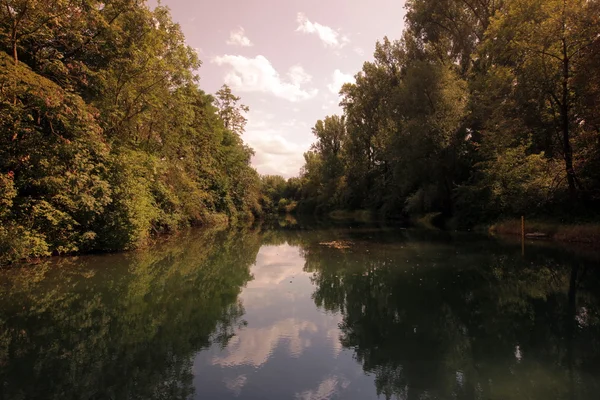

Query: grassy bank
<box><xmin>489</xmin><ymin>219</ymin><xmax>600</xmax><ymax>244</ymax></box>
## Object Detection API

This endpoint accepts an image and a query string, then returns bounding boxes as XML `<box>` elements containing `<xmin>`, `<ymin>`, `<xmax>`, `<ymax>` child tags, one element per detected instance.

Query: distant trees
<box><xmin>294</xmin><ymin>0</ymin><xmax>600</xmax><ymax>224</ymax></box>
<box><xmin>259</xmin><ymin>175</ymin><xmax>300</xmax><ymax>214</ymax></box>
<box><xmin>299</xmin><ymin>116</ymin><xmax>347</xmax><ymax>211</ymax></box>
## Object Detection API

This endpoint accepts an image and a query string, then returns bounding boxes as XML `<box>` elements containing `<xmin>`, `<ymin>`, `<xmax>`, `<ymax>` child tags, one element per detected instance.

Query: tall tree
<box><xmin>214</xmin><ymin>84</ymin><xmax>249</xmax><ymax>136</ymax></box>
<box><xmin>484</xmin><ymin>0</ymin><xmax>600</xmax><ymax>197</ymax></box>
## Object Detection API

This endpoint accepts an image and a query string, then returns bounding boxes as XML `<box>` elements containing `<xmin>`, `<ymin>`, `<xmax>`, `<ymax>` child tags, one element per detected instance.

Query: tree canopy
<box><xmin>0</xmin><ymin>0</ymin><xmax>263</xmax><ymax>264</ymax></box>
<box><xmin>292</xmin><ymin>0</ymin><xmax>600</xmax><ymax>225</ymax></box>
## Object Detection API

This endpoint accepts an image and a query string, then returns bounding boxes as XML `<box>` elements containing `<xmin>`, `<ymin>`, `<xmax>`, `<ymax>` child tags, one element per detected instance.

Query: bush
<box><xmin>0</xmin><ymin>224</ymin><xmax>50</xmax><ymax>264</ymax></box>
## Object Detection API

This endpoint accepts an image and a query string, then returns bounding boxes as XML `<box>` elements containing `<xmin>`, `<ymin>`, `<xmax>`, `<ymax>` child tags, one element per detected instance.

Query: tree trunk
<box><xmin>561</xmin><ymin>39</ymin><xmax>577</xmax><ymax>197</ymax></box>
<box><xmin>11</xmin><ymin>29</ymin><xmax>18</xmax><ymax>105</ymax></box>
<box><xmin>11</xmin><ymin>17</ymin><xmax>18</xmax><ymax>65</ymax></box>
<box><xmin>12</xmin><ymin>40</ymin><xmax>18</xmax><ymax>64</ymax></box>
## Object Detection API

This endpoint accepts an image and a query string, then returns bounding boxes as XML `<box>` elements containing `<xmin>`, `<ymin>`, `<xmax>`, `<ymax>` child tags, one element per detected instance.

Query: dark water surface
<box><xmin>2</xmin><ymin>223</ymin><xmax>600</xmax><ymax>400</ymax></box>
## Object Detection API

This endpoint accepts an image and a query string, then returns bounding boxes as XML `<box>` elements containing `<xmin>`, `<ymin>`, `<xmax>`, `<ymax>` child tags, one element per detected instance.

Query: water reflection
<box><xmin>295</xmin><ymin>228</ymin><xmax>600</xmax><ymax>400</ymax></box>
<box><xmin>0</xmin><ymin>229</ymin><xmax>259</xmax><ymax>400</ymax></box>
<box><xmin>191</xmin><ymin>237</ymin><xmax>367</xmax><ymax>399</ymax></box>
<box><xmin>1</xmin><ymin>225</ymin><xmax>600</xmax><ymax>400</ymax></box>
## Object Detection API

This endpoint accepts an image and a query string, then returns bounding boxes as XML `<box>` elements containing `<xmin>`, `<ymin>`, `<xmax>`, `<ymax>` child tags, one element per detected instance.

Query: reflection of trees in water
<box><xmin>0</xmin><ymin>228</ymin><xmax>261</xmax><ymax>400</ymax></box>
<box><xmin>284</xmin><ymin>227</ymin><xmax>600</xmax><ymax>400</ymax></box>
<box><xmin>5</xmin><ymin>224</ymin><xmax>597</xmax><ymax>400</ymax></box>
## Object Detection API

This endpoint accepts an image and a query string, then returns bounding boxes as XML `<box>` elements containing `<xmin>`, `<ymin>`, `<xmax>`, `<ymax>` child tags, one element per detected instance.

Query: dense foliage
<box><xmin>0</xmin><ymin>0</ymin><xmax>262</xmax><ymax>264</ymax></box>
<box><xmin>294</xmin><ymin>0</ymin><xmax>600</xmax><ymax>225</ymax></box>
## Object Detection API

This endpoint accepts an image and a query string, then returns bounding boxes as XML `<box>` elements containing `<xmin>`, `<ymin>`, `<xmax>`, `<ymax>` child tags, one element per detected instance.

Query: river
<box><xmin>1</xmin><ymin>222</ymin><xmax>600</xmax><ymax>399</ymax></box>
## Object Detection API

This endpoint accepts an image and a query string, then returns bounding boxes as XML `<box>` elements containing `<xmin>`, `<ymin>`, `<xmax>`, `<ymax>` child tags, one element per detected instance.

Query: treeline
<box><xmin>0</xmin><ymin>0</ymin><xmax>262</xmax><ymax>264</ymax></box>
<box><xmin>293</xmin><ymin>0</ymin><xmax>600</xmax><ymax>226</ymax></box>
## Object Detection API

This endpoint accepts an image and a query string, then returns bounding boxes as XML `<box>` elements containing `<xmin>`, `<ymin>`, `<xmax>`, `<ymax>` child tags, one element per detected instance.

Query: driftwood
<box><xmin>319</xmin><ymin>240</ymin><xmax>352</xmax><ymax>249</ymax></box>
<box><xmin>525</xmin><ymin>232</ymin><xmax>549</xmax><ymax>239</ymax></box>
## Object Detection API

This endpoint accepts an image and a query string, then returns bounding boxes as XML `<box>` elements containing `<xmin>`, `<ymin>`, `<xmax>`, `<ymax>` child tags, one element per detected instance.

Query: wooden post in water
<box><xmin>521</xmin><ymin>215</ymin><xmax>525</xmax><ymax>256</ymax></box>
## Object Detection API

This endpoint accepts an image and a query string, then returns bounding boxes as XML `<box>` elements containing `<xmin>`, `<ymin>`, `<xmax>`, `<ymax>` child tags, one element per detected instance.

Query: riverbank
<box><xmin>488</xmin><ymin>219</ymin><xmax>600</xmax><ymax>244</ymax></box>
<box><xmin>408</xmin><ymin>212</ymin><xmax>600</xmax><ymax>245</ymax></box>
<box><xmin>323</xmin><ymin>210</ymin><xmax>600</xmax><ymax>245</ymax></box>
<box><xmin>0</xmin><ymin>212</ymin><xmax>244</xmax><ymax>267</ymax></box>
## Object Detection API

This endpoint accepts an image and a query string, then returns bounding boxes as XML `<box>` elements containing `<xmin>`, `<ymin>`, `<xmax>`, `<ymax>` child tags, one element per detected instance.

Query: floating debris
<box><xmin>525</xmin><ymin>232</ymin><xmax>548</xmax><ymax>239</ymax></box>
<box><xmin>319</xmin><ymin>240</ymin><xmax>352</xmax><ymax>249</ymax></box>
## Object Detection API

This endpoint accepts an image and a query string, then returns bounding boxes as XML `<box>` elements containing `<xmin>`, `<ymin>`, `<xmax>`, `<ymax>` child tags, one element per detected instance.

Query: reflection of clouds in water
<box><xmin>214</xmin><ymin>244</ymin><xmax>346</xmax><ymax>367</ymax></box>
<box><xmin>210</xmin><ymin>243</ymin><xmax>348</xmax><ymax>396</ymax></box>
<box><xmin>192</xmin><ymin>243</ymin><xmax>376</xmax><ymax>399</ymax></box>
<box><xmin>224</xmin><ymin>374</ymin><xmax>247</xmax><ymax>396</ymax></box>
<box><xmin>246</xmin><ymin>245</ymin><xmax>308</xmax><ymax>288</ymax></box>
<box><xmin>212</xmin><ymin>318</ymin><xmax>318</xmax><ymax>367</ymax></box>
<box><xmin>295</xmin><ymin>375</ymin><xmax>351</xmax><ymax>400</ymax></box>
<box><xmin>326</xmin><ymin>325</ymin><xmax>343</xmax><ymax>358</ymax></box>
<box><xmin>241</xmin><ymin>244</ymin><xmax>310</xmax><ymax>309</ymax></box>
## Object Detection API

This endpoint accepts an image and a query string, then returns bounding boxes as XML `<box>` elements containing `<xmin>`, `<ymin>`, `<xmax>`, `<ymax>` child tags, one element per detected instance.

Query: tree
<box><xmin>406</xmin><ymin>0</ymin><xmax>503</xmax><ymax>75</ymax></box>
<box><xmin>214</xmin><ymin>84</ymin><xmax>249</xmax><ymax>136</ymax></box>
<box><xmin>0</xmin><ymin>51</ymin><xmax>111</xmax><ymax>259</ymax></box>
<box><xmin>0</xmin><ymin>0</ymin><xmax>265</xmax><ymax>263</ymax></box>
<box><xmin>309</xmin><ymin>115</ymin><xmax>347</xmax><ymax>208</ymax></box>
<box><xmin>0</xmin><ymin>0</ymin><xmax>73</xmax><ymax>64</ymax></box>
<box><xmin>484</xmin><ymin>0</ymin><xmax>600</xmax><ymax>198</ymax></box>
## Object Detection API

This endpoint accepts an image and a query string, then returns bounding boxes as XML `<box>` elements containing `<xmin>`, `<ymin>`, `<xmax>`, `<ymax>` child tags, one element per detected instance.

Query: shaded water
<box><xmin>2</xmin><ymin>223</ymin><xmax>600</xmax><ymax>399</ymax></box>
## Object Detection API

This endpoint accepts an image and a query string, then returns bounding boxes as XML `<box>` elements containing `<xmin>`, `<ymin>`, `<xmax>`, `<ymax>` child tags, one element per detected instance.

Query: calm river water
<box><xmin>1</xmin><ymin>222</ymin><xmax>600</xmax><ymax>399</ymax></box>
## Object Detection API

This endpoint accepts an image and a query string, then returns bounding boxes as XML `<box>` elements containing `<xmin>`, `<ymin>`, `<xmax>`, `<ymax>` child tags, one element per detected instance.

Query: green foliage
<box><xmin>214</xmin><ymin>84</ymin><xmax>249</xmax><ymax>135</ymax></box>
<box><xmin>482</xmin><ymin>145</ymin><xmax>561</xmax><ymax>215</ymax></box>
<box><xmin>0</xmin><ymin>51</ymin><xmax>112</xmax><ymax>257</ymax></box>
<box><xmin>0</xmin><ymin>172</ymin><xmax>16</xmax><ymax>217</ymax></box>
<box><xmin>259</xmin><ymin>175</ymin><xmax>300</xmax><ymax>215</ymax></box>
<box><xmin>296</xmin><ymin>0</ymin><xmax>600</xmax><ymax>225</ymax></box>
<box><xmin>0</xmin><ymin>2</ymin><xmax>263</xmax><ymax>264</ymax></box>
<box><xmin>0</xmin><ymin>223</ymin><xmax>50</xmax><ymax>262</ymax></box>
<box><xmin>93</xmin><ymin>150</ymin><xmax>160</xmax><ymax>251</ymax></box>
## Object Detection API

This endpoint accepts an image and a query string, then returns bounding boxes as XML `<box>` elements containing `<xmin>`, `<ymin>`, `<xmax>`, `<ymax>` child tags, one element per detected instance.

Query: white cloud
<box><xmin>247</xmin><ymin>245</ymin><xmax>309</xmax><ymax>286</ymax></box>
<box><xmin>296</xmin><ymin>13</ymin><xmax>350</xmax><ymax>48</ymax></box>
<box><xmin>242</xmin><ymin>112</ymin><xmax>312</xmax><ymax>177</ymax></box>
<box><xmin>353</xmin><ymin>47</ymin><xmax>365</xmax><ymax>56</ymax></box>
<box><xmin>295</xmin><ymin>375</ymin><xmax>351</xmax><ymax>400</ymax></box>
<box><xmin>252</xmin><ymin>135</ymin><xmax>300</xmax><ymax>157</ymax></box>
<box><xmin>211</xmin><ymin>318</ymin><xmax>318</xmax><ymax>367</ymax></box>
<box><xmin>226</xmin><ymin>26</ymin><xmax>253</xmax><ymax>47</ymax></box>
<box><xmin>213</xmin><ymin>55</ymin><xmax>318</xmax><ymax>102</ymax></box>
<box><xmin>224</xmin><ymin>375</ymin><xmax>248</xmax><ymax>396</ymax></box>
<box><xmin>283</xmin><ymin>119</ymin><xmax>307</xmax><ymax>128</ymax></box>
<box><xmin>327</xmin><ymin>69</ymin><xmax>354</xmax><ymax>94</ymax></box>
<box><xmin>321</xmin><ymin>99</ymin><xmax>337</xmax><ymax>111</ymax></box>
<box><xmin>248</xmin><ymin>134</ymin><xmax>309</xmax><ymax>177</ymax></box>
<box><xmin>288</xmin><ymin>65</ymin><xmax>312</xmax><ymax>86</ymax></box>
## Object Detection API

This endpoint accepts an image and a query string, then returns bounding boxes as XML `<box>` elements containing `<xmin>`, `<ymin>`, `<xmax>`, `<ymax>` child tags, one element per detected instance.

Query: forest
<box><xmin>286</xmin><ymin>0</ymin><xmax>600</xmax><ymax>228</ymax></box>
<box><xmin>1</xmin><ymin>0</ymin><xmax>600</xmax><ymax>264</ymax></box>
<box><xmin>0</xmin><ymin>0</ymin><xmax>265</xmax><ymax>264</ymax></box>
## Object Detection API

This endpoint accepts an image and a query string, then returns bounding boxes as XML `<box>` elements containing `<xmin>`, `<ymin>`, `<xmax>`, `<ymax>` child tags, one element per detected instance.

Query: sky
<box><xmin>153</xmin><ymin>0</ymin><xmax>407</xmax><ymax>178</ymax></box>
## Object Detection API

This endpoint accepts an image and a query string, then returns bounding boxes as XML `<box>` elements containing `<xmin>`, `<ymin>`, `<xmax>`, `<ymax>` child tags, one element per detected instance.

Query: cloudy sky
<box><xmin>153</xmin><ymin>0</ymin><xmax>407</xmax><ymax>177</ymax></box>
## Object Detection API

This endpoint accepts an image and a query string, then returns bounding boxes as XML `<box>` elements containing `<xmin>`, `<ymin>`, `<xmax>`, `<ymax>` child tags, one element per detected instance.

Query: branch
<box><xmin>64</xmin><ymin>5</ymin><xmax>130</xmax><ymax>60</ymax></box>
<box><xmin>3</xmin><ymin>0</ymin><xmax>14</xmax><ymax>18</ymax></box>
<box><xmin>518</xmin><ymin>42</ymin><xmax>564</xmax><ymax>63</ymax></box>
<box><xmin>19</xmin><ymin>9</ymin><xmax>70</xmax><ymax>40</ymax></box>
